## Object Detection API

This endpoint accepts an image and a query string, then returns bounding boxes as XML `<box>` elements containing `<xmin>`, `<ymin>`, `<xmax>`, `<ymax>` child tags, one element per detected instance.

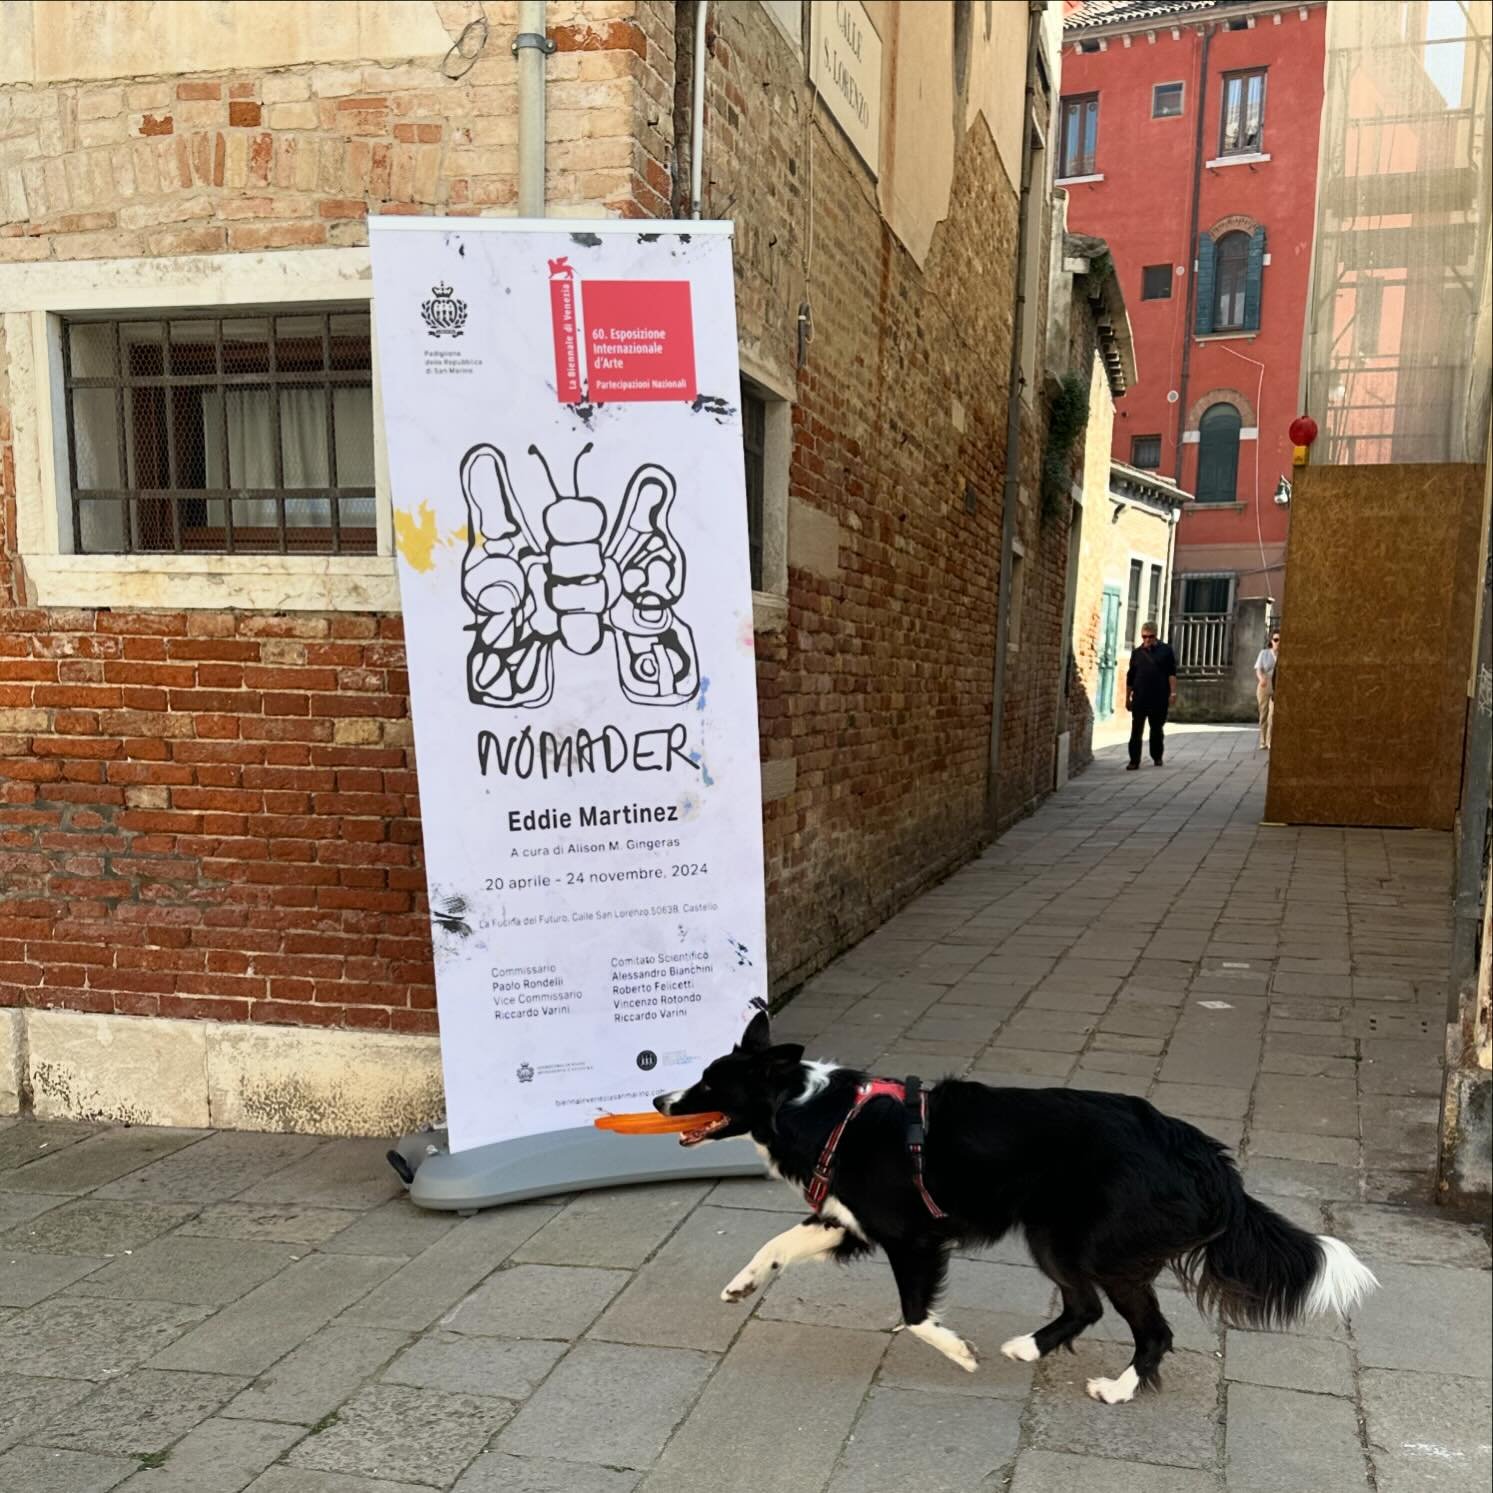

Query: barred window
<box><xmin>62</xmin><ymin>307</ymin><xmax>375</xmax><ymax>555</ymax></box>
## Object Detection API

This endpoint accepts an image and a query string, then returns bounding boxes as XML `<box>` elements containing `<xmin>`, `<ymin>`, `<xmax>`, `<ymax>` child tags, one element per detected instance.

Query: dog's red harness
<box><xmin>804</xmin><ymin>1076</ymin><xmax>946</xmax><ymax>1219</ymax></box>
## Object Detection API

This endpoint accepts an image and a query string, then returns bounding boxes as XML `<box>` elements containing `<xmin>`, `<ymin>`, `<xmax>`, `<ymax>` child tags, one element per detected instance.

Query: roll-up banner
<box><xmin>370</xmin><ymin>218</ymin><xmax>767</xmax><ymax>1163</ymax></box>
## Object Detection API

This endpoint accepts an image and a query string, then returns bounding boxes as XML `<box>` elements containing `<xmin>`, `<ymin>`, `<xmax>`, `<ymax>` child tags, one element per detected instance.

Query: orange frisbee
<box><xmin>594</xmin><ymin>1110</ymin><xmax>726</xmax><ymax>1135</ymax></box>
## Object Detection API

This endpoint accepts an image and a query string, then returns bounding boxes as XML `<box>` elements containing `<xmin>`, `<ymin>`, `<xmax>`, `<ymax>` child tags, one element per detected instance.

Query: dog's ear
<box><xmin>740</xmin><ymin>1009</ymin><xmax>771</xmax><ymax>1052</ymax></box>
<box><xmin>765</xmin><ymin>1042</ymin><xmax>804</xmax><ymax>1074</ymax></box>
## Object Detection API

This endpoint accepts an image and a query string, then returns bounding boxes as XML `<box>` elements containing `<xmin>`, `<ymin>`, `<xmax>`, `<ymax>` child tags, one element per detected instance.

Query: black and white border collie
<box><xmin>656</xmin><ymin>1012</ymin><xmax>1377</xmax><ymax>1402</ymax></box>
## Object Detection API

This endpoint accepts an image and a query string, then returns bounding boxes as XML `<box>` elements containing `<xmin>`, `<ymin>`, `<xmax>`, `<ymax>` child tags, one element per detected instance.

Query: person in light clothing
<box><xmin>1255</xmin><ymin>629</ymin><xmax>1280</xmax><ymax>750</ymax></box>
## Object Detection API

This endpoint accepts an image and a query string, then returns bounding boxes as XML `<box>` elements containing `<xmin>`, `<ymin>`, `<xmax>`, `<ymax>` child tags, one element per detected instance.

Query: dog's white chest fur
<box><xmin>754</xmin><ymin>1145</ymin><xmax>865</xmax><ymax>1241</ymax></box>
<box><xmin>818</xmin><ymin>1195</ymin><xmax>867</xmax><ymax>1239</ymax></box>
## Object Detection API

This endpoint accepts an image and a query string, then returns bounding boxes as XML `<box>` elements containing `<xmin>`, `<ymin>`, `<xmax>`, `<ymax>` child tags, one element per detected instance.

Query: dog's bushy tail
<box><xmin>1179</xmin><ymin>1175</ymin><xmax>1378</xmax><ymax>1329</ymax></box>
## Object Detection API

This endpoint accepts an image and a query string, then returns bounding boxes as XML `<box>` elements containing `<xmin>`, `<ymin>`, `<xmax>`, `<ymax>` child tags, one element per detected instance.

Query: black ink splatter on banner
<box><xmin>432</xmin><ymin>894</ymin><xmax>473</xmax><ymax>939</ymax></box>
<box><xmin>690</xmin><ymin>393</ymin><xmax>735</xmax><ymax>419</ymax></box>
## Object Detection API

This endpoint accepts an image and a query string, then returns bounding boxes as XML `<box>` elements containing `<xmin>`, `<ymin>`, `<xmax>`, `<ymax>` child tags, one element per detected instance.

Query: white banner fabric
<box><xmin>370</xmin><ymin>219</ymin><xmax>767</xmax><ymax>1154</ymax></box>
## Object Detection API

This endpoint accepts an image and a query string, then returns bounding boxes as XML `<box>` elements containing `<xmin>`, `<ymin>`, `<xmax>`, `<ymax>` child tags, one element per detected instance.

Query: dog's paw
<box><xmin>908</xmin><ymin>1319</ymin><xmax>979</xmax><ymax>1373</ymax></box>
<box><xmin>1085</xmin><ymin>1367</ymin><xmax>1140</xmax><ymax>1405</ymax></box>
<box><xmin>720</xmin><ymin>1269</ymin><xmax>762</xmax><ymax>1303</ymax></box>
<box><xmin>1000</xmin><ymin>1333</ymin><xmax>1041</xmax><ymax>1363</ymax></box>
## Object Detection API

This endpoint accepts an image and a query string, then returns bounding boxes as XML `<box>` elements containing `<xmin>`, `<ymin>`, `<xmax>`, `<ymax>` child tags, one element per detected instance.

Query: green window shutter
<box><xmin>1243</xmin><ymin>226</ymin><xmax>1267</xmax><ymax>331</ymax></box>
<box><xmin>1195</xmin><ymin>234</ymin><xmax>1216</xmax><ymax>335</ymax></box>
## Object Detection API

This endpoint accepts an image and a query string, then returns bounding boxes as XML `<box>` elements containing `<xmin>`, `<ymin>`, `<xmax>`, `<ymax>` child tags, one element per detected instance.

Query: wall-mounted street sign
<box><xmin>810</xmin><ymin>0</ymin><xmax>883</xmax><ymax>176</ymax></box>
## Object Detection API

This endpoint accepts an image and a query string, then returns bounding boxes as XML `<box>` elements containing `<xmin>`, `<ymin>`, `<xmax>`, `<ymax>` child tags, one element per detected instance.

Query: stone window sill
<box><xmin>1195</xmin><ymin>331</ymin><xmax>1259</xmax><ymax>343</ymax></box>
<box><xmin>1057</xmin><ymin>173</ymin><xmax>1105</xmax><ymax>186</ymax></box>
<box><xmin>752</xmin><ymin>590</ymin><xmax>789</xmax><ymax>633</ymax></box>
<box><xmin>1205</xmin><ymin>152</ymin><xmax>1271</xmax><ymax>169</ymax></box>
<box><xmin>21</xmin><ymin>552</ymin><xmax>401</xmax><ymax>613</ymax></box>
<box><xmin>1183</xmin><ymin>500</ymin><xmax>1248</xmax><ymax>512</ymax></box>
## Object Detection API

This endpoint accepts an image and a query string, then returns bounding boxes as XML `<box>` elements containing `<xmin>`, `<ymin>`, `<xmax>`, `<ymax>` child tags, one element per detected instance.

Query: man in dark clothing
<box><xmin>1126</xmin><ymin>621</ymin><xmax>1178</xmax><ymax>769</ymax></box>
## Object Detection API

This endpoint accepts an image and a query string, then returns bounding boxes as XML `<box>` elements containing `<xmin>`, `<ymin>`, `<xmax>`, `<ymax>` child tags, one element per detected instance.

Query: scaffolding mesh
<box><xmin>1303</xmin><ymin>0</ymin><xmax>1492</xmax><ymax>466</ymax></box>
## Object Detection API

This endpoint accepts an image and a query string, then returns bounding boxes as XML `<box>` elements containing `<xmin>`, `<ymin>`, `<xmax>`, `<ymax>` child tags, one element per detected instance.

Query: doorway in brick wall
<box><xmin>1097</xmin><ymin>586</ymin><xmax>1122</xmax><ymax>718</ymax></box>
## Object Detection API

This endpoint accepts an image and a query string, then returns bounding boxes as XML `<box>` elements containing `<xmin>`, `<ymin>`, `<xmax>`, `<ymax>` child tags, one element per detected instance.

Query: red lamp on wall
<box><xmin>1288</xmin><ymin>414</ymin><xmax>1318</xmax><ymax>468</ymax></box>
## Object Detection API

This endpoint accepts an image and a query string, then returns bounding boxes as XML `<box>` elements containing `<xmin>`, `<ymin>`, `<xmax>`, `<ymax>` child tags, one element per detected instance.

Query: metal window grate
<box><xmin>62</xmin><ymin>308</ymin><xmax>376</xmax><ymax>555</ymax></box>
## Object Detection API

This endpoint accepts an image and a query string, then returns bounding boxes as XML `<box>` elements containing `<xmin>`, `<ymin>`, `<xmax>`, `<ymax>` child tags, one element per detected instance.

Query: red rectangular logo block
<box><xmin>580</xmin><ymin>279</ymin><xmax>697</xmax><ymax>403</ymax></box>
<box><xmin>548</xmin><ymin>257</ymin><xmax>583</xmax><ymax>403</ymax></box>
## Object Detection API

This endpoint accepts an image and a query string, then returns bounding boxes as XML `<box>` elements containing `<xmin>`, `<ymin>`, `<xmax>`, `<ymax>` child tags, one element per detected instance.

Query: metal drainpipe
<box><xmin>515</xmin><ymin>1</ymin><xmax>552</xmax><ymax>217</ymax></box>
<box><xmin>690</xmin><ymin>2</ymin><xmax>710</xmax><ymax>218</ymax></box>
<box><xmin>1163</xmin><ymin>498</ymin><xmax>1180</xmax><ymax>635</ymax></box>
<box><xmin>1173</xmin><ymin>21</ymin><xmax>1212</xmax><ymax>482</ymax></box>
<box><xmin>987</xmin><ymin>1</ymin><xmax>1045</xmax><ymax>829</ymax></box>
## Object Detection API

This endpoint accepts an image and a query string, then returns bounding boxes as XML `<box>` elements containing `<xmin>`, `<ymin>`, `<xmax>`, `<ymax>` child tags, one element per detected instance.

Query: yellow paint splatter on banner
<box><xmin>393</xmin><ymin>502</ymin><xmax>440</xmax><ymax>573</ymax></box>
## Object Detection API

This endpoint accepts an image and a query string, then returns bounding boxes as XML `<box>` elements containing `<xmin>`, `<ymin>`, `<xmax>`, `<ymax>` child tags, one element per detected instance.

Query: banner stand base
<box><xmin>389</xmin><ymin>1126</ymin><xmax>767</xmax><ymax>1213</ymax></box>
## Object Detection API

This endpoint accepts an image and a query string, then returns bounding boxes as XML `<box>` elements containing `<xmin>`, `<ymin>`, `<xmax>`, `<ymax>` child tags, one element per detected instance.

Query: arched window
<box><xmin>1196</xmin><ymin>403</ymin><xmax>1241</xmax><ymax>503</ymax></box>
<box><xmin>1214</xmin><ymin>232</ymin><xmax>1250</xmax><ymax>330</ymax></box>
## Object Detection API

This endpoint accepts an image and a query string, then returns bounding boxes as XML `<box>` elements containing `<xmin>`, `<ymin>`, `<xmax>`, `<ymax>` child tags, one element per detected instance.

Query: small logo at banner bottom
<box><xmin>635</xmin><ymin>1050</ymin><xmax>658</xmax><ymax>1072</ymax></box>
<box><xmin>421</xmin><ymin>283</ymin><xmax>467</xmax><ymax>337</ymax></box>
<box><xmin>515</xmin><ymin>1062</ymin><xmax>535</xmax><ymax>1084</ymax></box>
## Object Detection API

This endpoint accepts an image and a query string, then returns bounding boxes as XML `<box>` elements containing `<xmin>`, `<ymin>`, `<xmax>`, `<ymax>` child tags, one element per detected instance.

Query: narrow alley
<box><xmin>0</xmin><ymin>726</ymin><xmax>1486</xmax><ymax>1492</ymax></box>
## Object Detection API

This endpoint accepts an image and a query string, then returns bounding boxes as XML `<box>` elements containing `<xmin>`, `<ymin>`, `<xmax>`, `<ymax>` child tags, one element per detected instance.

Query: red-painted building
<box><xmin>1060</xmin><ymin>0</ymin><xmax>1325</xmax><ymax>634</ymax></box>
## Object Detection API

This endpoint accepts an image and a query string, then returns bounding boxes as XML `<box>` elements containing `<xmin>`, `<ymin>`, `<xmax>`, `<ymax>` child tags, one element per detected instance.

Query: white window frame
<box><xmin>1152</xmin><ymin>80</ymin><xmax>1185</xmax><ymax>118</ymax></box>
<box><xmin>1006</xmin><ymin>537</ymin><xmax>1027</xmax><ymax>654</ymax></box>
<box><xmin>1120</xmin><ymin>546</ymin><xmax>1168</xmax><ymax>646</ymax></box>
<box><xmin>1</xmin><ymin>247</ymin><xmax>396</xmax><ymax>613</ymax></box>
<box><xmin>738</xmin><ymin>351</ymin><xmax>792</xmax><ymax>633</ymax></box>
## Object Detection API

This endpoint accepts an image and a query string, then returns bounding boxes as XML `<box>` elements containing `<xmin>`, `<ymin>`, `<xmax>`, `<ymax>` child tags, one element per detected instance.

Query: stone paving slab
<box><xmin>284</xmin><ymin>1383</ymin><xmax>515</xmax><ymax>1488</ymax></box>
<box><xmin>455</xmin><ymin>1454</ymin><xmax>642</xmax><ymax>1493</ymax></box>
<box><xmin>29</xmin><ymin>1367</ymin><xmax>245</xmax><ymax>1456</ymax></box>
<box><xmin>0</xmin><ymin>729</ymin><xmax>1487</xmax><ymax>1490</ymax></box>
<box><xmin>1360</xmin><ymin>1368</ymin><xmax>1493</xmax><ymax>1493</ymax></box>
<box><xmin>824</xmin><ymin>1385</ymin><xmax>1023</xmax><ymax>1490</ymax></box>
<box><xmin>0</xmin><ymin>1443</ymin><xmax>138</xmax><ymax>1492</ymax></box>
<box><xmin>0</xmin><ymin>1130</ymin><xmax>209</xmax><ymax>1196</ymax></box>
<box><xmin>445</xmin><ymin>1262</ymin><xmax>630</xmax><ymax>1340</ymax></box>
<box><xmin>1224</xmin><ymin>1382</ymin><xmax>1371</xmax><ymax>1492</ymax></box>
<box><xmin>1029</xmin><ymin>1343</ymin><xmax>1222</xmax><ymax>1468</ymax></box>
<box><xmin>0</xmin><ymin>1198</ymin><xmax>198</xmax><ymax>1256</ymax></box>
<box><xmin>381</xmin><ymin>1332</ymin><xmax>568</xmax><ymax>1400</ymax></box>
<box><xmin>1009</xmin><ymin>1448</ymin><xmax>1222</xmax><ymax>1492</ymax></box>
<box><xmin>68</xmin><ymin>1235</ymin><xmax>303</xmax><ymax>1306</ymax></box>
<box><xmin>0</xmin><ymin>1295</ymin><xmax>214</xmax><ymax>1380</ymax></box>
<box><xmin>92</xmin><ymin>1133</ymin><xmax>326</xmax><ymax>1206</ymax></box>
<box><xmin>0</xmin><ymin>1373</ymin><xmax>94</xmax><ymax>1454</ymax></box>
<box><xmin>220</xmin><ymin>1323</ymin><xmax>412</xmax><ymax>1427</ymax></box>
<box><xmin>639</xmin><ymin>1321</ymin><xmax>885</xmax><ymax>1493</ymax></box>
<box><xmin>338</xmin><ymin>1203</ymin><xmax>559</xmax><ymax>1334</ymax></box>
<box><xmin>149</xmin><ymin>1253</ymin><xmax>404</xmax><ymax>1377</ymax></box>
<box><xmin>0</xmin><ymin>1247</ymin><xmax>107</xmax><ymax>1307</ymax></box>
<box><xmin>1353</xmin><ymin>1263</ymin><xmax>1493</xmax><ymax>1378</ymax></box>
<box><xmin>496</xmin><ymin>1342</ymin><xmax>716</xmax><ymax>1470</ymax></box>
<box><xmin>115</xmin><ymin>1418</ymin><xmax>303</xmax><ymax>1493</ymax></box>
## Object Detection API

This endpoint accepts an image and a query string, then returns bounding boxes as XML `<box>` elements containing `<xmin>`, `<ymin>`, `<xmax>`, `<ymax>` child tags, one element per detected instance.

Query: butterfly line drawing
<box><xmin>459</xmin><ymin>442</ymin><xmax>701</xmax><ymax>710</ymax></box>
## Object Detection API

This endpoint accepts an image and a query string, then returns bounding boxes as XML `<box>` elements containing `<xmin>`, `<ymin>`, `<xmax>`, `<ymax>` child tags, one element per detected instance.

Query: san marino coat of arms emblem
<box><xmin>422</xmin><ymin>283</ymin><xmax>467</xmax><ymax>337</ymax></box>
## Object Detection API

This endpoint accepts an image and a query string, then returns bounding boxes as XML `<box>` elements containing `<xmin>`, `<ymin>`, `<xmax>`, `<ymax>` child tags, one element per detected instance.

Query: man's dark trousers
<box><xmin>1129</xmin><ymin>700</ymin><xmax>1168</xmax><ymax>766</ymax></box>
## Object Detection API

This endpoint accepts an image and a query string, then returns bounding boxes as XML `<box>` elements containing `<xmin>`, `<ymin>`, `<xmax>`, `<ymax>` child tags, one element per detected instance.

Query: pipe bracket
<box><xmin>512</xmin><ymin>32</ymin><xmax>557</xmax><ymax>54</ymax></box>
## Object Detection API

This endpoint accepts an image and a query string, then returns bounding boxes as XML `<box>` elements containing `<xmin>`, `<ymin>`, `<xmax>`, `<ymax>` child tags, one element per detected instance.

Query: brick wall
<box><xmin>0</xmin><ymin>4</ymin><xmax>663</xmax><ymax>1035</ymax></box>
<box><xmin>694</xmin><ymin>4</ymin><xmax>1066</xmax><ymax>982</ymax></box>
<box><xmin>0</xmin><ymin>2</ymin><xmax>652</xmax><ymax>257</ymax></box>
<box><xmin>0</xmin><ymin>608</ymin><xmax>438</xmax><ymax>1030</ymax></box>
<box><xmin>1</xmin><ymin>1</ymin><xmax>1073</xmax><ymax>1031</ymax></box>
